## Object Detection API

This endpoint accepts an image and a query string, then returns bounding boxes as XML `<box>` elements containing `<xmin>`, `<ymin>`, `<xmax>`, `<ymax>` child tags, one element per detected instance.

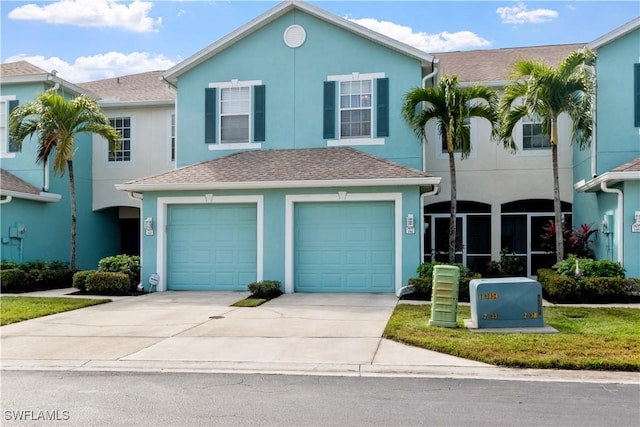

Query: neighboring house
<box><xmin>0</xmin><ymin>61</ymin><xmax>119</xmax><ymax>268</ymax></box>
<box><xmin>116</xmin><ymin>1</ymin><xmax>441</xmax><ymax>293</ymax></box>
<box><xmin>426</xmin><ymin>44</ymin><xmax>586</xmax><ymax>277</ymax></box>
<box><xmin>574</xmin><ymin>18</ymin><xmax>640</xmax><ymax>277</ymax></box>
<box><xmin>78</xmin><ymin>71</ymin><xmax>176</xmax><ymax>255</ymax></box>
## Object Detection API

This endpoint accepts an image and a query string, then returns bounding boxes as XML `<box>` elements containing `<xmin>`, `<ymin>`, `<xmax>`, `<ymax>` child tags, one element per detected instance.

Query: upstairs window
<box><xmin>170</xmin><ymin>113</ymin><xmax>176</xmax><ymax>162</ymax></box>
<box><xmin>522</xmin><ymin>115</ymin><xmax>550</xmax><ymax>150</ymax></box>
<box><xmin>0</xmin><ymin>96</ymin><xmax>19</xmax><ymax>157</ymax></box>
<box><xmin>108</xmin><ymin>117</ymin><xmax>131</xmax><ymax>162</ymax></box>
<box><xmin>205</xmin><ymin>80</ymin><xmax>265</xmax><ymax>149</ymax></box>
<box><xmin>324</xmin><ymin>72</ymin><xmax>388</xmax><ymax>146</ymax></box>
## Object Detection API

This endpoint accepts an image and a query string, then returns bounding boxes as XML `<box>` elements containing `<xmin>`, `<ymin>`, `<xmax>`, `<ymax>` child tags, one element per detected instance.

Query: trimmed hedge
<box><xmin>84</xmin><ymin>272</ymin><xmax>131</xmax><ymax>295</ymax></box>
<box><xmin>405</xmin><ymin>275</ymin><xmax>479</xmax><ymax>302</ymax></box>
<box><xmin>538</xmin><ymin>268</ymin><xmax>631</xmax><ymax>303</ymax></box>
<box><xmin>247</xmin><ymin>280</ymin><xmax>282</xmax><ymax>299</ymax></box>
<box><xmin>72</xmin><ymin>270</ymin><xmax>97</xmax><ymax>292</ymax></box>
<box><xmin>0</xmin><ymin>260</ymin><xmax>73</xmax><ymax>292</ymax></box>
<box><xmin>0</xmin><ymin>268</ymin><xmax>30</xmax><ymax>292</ymax></box>
<box><xmin>98</xmin><ymin>255</ymin><xmax>140</xmax><ymax>288</ymax></box>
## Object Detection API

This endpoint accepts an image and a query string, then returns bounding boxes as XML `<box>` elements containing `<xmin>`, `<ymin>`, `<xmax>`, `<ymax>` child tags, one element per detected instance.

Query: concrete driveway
<box><xmin>2</xmin><ymin>290</ymin><xmax>637</xmax><ymax>383</ymax></box>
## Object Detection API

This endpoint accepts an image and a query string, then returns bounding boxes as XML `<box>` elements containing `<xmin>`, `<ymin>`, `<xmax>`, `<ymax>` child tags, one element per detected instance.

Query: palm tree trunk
<box><xmin>448</xmin><ymin>150</ymin><xmax>457</xmax><ymax>264</ymax></box>
<box><xmin>551</xmin><ymin>118</ymin><xmax>564</xmax><ymax>263</ymax></box>
<box><xmin>67</xmin><ymin>160</ymin><xmax>77</xmax><ymax>271</ymax></box>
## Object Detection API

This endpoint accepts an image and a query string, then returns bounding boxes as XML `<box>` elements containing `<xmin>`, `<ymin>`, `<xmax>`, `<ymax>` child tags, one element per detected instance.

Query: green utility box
<box><xmin>469</xmin><ymin>277</ymin><xmax>544</xmax><ymax>328</ymax></box>
<box><xmin>429</xmin><ymin>265</ymin><xmax>460</xmax><ymax>328</ymax></box>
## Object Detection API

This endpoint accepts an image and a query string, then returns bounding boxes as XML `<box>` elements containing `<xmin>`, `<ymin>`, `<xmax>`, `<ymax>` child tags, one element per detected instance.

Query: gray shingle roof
<box><xmin>0</xmin><ymin>60</ymin><xmax>48</xmax><ymax>77</ymax></box>
<box><xmin>433</xmin><ymin>43</ymin><xmax>586</xmax><ymax>84</ymax></box>
<box><xmin>77</xmin><ymin>71</ymin><xmax>174</xmax><ymax>102</ymax></box>
<box><xmin>0</xmin><ymin>169</ymin><xmax>41</xmax><ymax>195</ymax></box>
<box><xmin>612</xmin><ymin>157</ymin><xmax>640</xmax><ymax>172</ymax></box>
<box><xmin>124</xmin><ymin>147</ymin><xmax>433</xmax><ymax>187</ymax></box>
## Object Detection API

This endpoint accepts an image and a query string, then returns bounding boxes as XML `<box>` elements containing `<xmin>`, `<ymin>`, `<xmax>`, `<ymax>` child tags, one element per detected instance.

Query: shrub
<box><xmin>98</xmin><ymin>255</ymin><xmax>140</xmax><ymax>288</ymax></box>
<box><xmin>538</xmin><ymin>268</ymin><xmax>579</xmax><ymax>303</ymax></box>
<box><xmin>538</xmin><ymin>268</ymin><xmax>630</xmax><ymax>303</ymax></box>
<box><xmin>417</xmin><ymin>262</ymin><xmax>472</xmax><ymax>279</ymax></box>
<box><xmin>73</xmin><ymin>270</ymin><xmax>97</xmax><ymax>292</ymax></box>
<box><xmin>579</xmin><ymin>277</ymin><xmax>628</xmax><ymax>302</ymax></box>
<box><xmin>484</xmin><ymin>249</ymin><xmax>525</xmax><ymax>277</ymax></box>
<box><xmin>553</xmin><ymin>255</ymin><xmax>625</xmax><ymax>278</ymax></box>
<box><xmin>0</xmin><ymin>269</ymin><xmax>29</xmax><ymax>292</ymax></box>
<box><xmin>405</xmin><ymin>274</ymin><xmax>479</xmax><ymax>302</ymax></box>
<box><xmin>247</xmin><ymin>280</ymin><xmax>282</xmax><ymax>299</ymax></box>
<box><xmin>85</xmin><ymin>272</ymin><xmax>131</xmax><ymax>295</ymax></box>
<box><xmin>0</xmin><ymin>260</ymin><xmax>73</xmax><ymax>291</ymax></box>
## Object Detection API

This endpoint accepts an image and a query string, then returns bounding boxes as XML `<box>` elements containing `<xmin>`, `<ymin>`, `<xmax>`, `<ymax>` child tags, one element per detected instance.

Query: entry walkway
<box><xmin>1</xmin><ymin>290</ymin><xmax>637</xmax><ymax>384</ymax></box>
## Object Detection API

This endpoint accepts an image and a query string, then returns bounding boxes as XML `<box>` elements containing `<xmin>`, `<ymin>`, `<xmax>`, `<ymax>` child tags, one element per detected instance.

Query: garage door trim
<box><xmin>285</xmin><ymin>192</ymin><xmax>402</xmax><ymax>294</ymax></box>
<box><xmin>156</xmin><ymin>195</ymin><xmax>264</xmax><ymax>292</ymax></box>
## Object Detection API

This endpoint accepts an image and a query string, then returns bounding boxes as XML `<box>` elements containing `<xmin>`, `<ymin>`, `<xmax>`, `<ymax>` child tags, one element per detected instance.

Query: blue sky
<box><xmin>1</xmin><ymin>1</ymin><xmax>638</xmax><ymax>83</ymax></box>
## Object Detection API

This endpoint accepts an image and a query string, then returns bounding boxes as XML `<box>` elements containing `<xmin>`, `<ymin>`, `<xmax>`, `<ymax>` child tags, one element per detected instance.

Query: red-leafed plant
<box><xmin>541</xmin><ymin>219</ymin><xmax>597</xmax><ymax>259</ymax></box>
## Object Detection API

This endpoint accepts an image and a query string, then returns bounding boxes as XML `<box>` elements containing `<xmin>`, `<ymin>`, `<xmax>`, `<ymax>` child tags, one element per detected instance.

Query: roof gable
<box><xmin>588</xmin><ymin>17</ymin><xmax>640</xmax><ymax>50</ymax></box>
<box><xmin>163</xmin><ymin>1</ymin><xmax>434</xmax><ymax>84</ymax></box>
<box><xmin>77</xmin><ymin>70</ymin><xmax>174</xmax><ymax>104</ymax></box>
<box><xmin>0</xmin><ymin>60</ymin><xmax>48</xmax><ymax>77</ymax></box>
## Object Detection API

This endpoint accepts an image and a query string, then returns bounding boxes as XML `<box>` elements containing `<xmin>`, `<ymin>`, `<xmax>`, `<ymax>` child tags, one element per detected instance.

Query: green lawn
<box><xmin>384</xmin><ymin>304</ymin><xmax>640</xmax><ymax>371</ymax></box>
<box><xmin>231</xmin><ymin>297</ymin><xmax>268</xmax><ymax>307</ymax></box>
<box><xmin>0</xmin><ymin>296</ymin><xmax>111</xmax><ymax>326</ymax></box>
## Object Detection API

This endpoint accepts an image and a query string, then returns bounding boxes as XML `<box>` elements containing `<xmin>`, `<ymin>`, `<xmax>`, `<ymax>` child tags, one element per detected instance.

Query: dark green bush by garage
<box><xmin>0</xmin><ymin>260</ymin><xmax>73</xmax><ymax>292</ymax></box>
<box><xmin>248</xmin><ymin>280</ymin><xmax>282</xmax><ymax>299</ymax></box>
<box><xmin>84</xmin><ymin>272</ymin><xmax>131</xmax><ymax>295</ymax></box>
<box><xmin>72</xmin><ymin>270</ymin><xmax>98</xmax><ymax>292</ymax></box>
<box><xmin>406</xmin><ymin>263</ymin><xmax>480</xmax><ymax>302</ymax></box>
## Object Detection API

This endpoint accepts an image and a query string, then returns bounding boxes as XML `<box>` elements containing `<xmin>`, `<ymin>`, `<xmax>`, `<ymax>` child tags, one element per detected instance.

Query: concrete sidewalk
<box><xmin>1</xmin><ymin>290</ymin><xmax>638</xmax><ymax>384</ymax></box>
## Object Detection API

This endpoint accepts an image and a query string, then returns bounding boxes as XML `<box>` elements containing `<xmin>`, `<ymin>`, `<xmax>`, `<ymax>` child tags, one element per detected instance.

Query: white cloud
<box><xmin>8</xmin><ymin>0</ymin><xmax>161</xmax><ymax>33</ymax></box>
<box><xmin>5</xmin><ymin>52</ymin><xmax>176</xmax><ymax>83</ymax></box>
<box><xmin>496</xmin><ymin>2</ymin><xmax>558</xmax><ymax>25</ymax></box>
<box><xmin>349</xmin><ymin>18</ymin><xmax>491</xmax><ymax>52</ymax></box>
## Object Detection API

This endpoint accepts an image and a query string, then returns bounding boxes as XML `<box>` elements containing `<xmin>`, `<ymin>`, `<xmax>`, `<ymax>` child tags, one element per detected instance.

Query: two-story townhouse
<box><xmin>78</xmin><ymin>71</ymin><xmax>176</xmax><ymax>255</ymax></box>
<box><xmin>116</xmin><ymin>1</ymin><xmax>441</xmax><ymax>294</ymax></box>
<box><xmin>425</xmin><ymin>44</ymin><xmax>586</xmax><ymax>277</ymax></box>
<box><xmin>0</xmin><ymin>61</ymin><xmax>120</xmax><ymax>268</ymax></box>
<box><xmin>574</xmin><ymin>17</ymin><xmax>640</xmax><ymax>278</ymax></box>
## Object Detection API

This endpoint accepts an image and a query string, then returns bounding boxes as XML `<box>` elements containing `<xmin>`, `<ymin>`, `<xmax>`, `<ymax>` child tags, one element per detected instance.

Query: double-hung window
<box><xmin>205</xmin><ymin>79</ymin><xmax>265</xmax><ymax>150</ymax></box>
<box><xmin>108</xmin><ymin>117</ymin><xmax>131</xmax><ymax>162</ymax></box>
<box><xmin>0</xmin><ymin>96</ymin><xmax>19</xmax><ymax>157</ymax></box>
<box><xmin>522</xmin><ymin>115</ymin><xmax>550</xmax><ymax>150</ymax></box>
<box><xmin>324</xmin><ymin>72</ymin><xmax>388</xmax><ymax>146</ymax></box>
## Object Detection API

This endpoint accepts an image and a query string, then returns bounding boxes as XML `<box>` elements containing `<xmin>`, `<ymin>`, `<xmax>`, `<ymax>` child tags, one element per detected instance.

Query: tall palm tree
<box><xmin>9</xmin><ymin>90</ymin><xmax>120</xmax><ymax>270</ymax></box>
<box><xmin>403</xmin><ymin>75</ymin><xmax>499</xmax><ymax>264</ymax></box>
<box><xmin>499</xmin><ymin>49</ymin><xmax>595</xmax><ymax>263</ymax></box>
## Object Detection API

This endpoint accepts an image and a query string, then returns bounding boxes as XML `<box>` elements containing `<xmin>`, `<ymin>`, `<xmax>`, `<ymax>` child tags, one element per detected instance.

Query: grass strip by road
<box><xmin>231</xmin><ymin>297</ymin><xmax>268</xmax><ymax>307</ymax></box>
<box><xmin>0</xmin><ymin>296</ymin><xmax>111</xmax><ymax>326</ymax></box>
<box><xmin>384</xmin><ymin>304</ymin><xmax>640</xmax><ymax>371</ymax></box>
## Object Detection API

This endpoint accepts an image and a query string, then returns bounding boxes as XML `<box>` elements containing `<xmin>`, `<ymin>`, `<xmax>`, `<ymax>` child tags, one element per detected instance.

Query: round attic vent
<box><xmin>284</xmin><ymin>24</ymin><xmax>306</xmax><ymax>48</ymax></box>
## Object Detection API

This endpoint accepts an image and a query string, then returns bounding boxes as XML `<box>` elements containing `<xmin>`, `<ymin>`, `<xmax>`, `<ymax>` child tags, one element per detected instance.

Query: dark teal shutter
<box><xmin>8</xmin><ymin>100</ymin><xmax>20</xmax><ymax>152</ymax></box>
<box><xmin>205</xmin><ymin>88</ymin><xmax>216</xmax><ymax>144</ymax></box>
<box><xmin>376</xmin><ymin>78</ymin><xmax>389</xmax><ymax>137</ymax></box>
<box><xmin>253</xmin><ymin>85</ymin><xmax>265</xmax><ymax>142</ymax></box>
<box><xmin>323</xmin><ymin>81</ymin><xmax>336</xmax><ymax>139</ymax></box>
<box><xmin>635</xmin><ymin>63</ymin><xmax>640</xmax><ymax>127</ymax></box>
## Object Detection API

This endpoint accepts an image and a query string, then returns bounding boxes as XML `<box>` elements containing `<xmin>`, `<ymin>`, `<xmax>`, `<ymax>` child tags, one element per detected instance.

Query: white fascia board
<box><xmin>574</xmin><ymin>171</ymin><xmax>640</xmax><ymax>192</ymax></box>
<box><xmin>116</xmin><ymin>177</ymin><xmax>442</xmax><ymax>192</ymax></box>
<box><xmin>0</xmin><ymin>189</ymin><xmax>62</xmax><ymax>203</ymax></box>
<box><xmin>1</xmin><ymin>74</ymin><xmax>90</xmax><ymax>97</ymax></box>
<box><xmin>587</xmin><ymin>17</ymin><xmax>640</xmax><ymax>50</ymax></box>
<box><xmin>99</xmin><ymin>100</ymin><xmax>174</xmax><ymax>108</ymax></box>
<box><xmin>163</xmin><ymin>1</ymin><xmax>435</xmax><ymax>84</ymax></box>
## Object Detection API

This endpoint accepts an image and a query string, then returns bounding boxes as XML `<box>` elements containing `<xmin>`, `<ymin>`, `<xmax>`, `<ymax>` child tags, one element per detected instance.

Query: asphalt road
<box><xmin>1</xmin><ymin>371</ymin><xmax>638</xmax><ymax>426</ymax></box>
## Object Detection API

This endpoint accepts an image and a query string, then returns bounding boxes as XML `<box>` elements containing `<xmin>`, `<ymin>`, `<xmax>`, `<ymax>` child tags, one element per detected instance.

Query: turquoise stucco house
<box><xmin>0</xmin><ymin>62</ymin><xmax>120</xmax><ymax>269</ymax></box>
<box><xmin>116</xmin><ymin>1</ymin><xmax>441</xmax><ymax>293</ymax></box>
<box><xmin>574</xmin><ymin>17</ymin><xmax>640</xmax><ymax>277</ymax></box>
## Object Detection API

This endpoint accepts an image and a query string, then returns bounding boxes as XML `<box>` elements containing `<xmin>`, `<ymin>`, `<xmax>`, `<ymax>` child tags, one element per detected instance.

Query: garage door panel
<box><xmin>294</xmin><ymin>201</ymin><xmax>395</xmax><ymax>293</ymax></box>
<box><xmin>167</xmin><ymin>204</ymin><xmax>257</xmax><ymax>290</ymax></box>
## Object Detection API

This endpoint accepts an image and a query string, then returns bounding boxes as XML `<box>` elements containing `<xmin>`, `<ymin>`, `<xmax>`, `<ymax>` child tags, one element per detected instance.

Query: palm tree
<box><xmin>498</xmin><ymin>49</ymin><xmax>595</xmax><ymax>263</ymax></box>
<box><xmin>403</xmin><ymin>75</ymin><xmax>499</xmax><ymax>264</ymax></box>
<box><xmin>9</xmin><ymin>90</ymin><xmax>120</xmax><ymax>270</ymax></box>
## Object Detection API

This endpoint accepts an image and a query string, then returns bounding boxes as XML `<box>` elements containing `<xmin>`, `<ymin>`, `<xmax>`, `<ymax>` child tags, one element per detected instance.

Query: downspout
<box><xmin>128</xmin><ymin>191</ymin><xmax>144</xmax><ymax>290</ymax></box>
<box><xmin>421</xmin><ymin>59</ymin><xmax>439</xmax><ymax>172</ymax></box>
<box><xmin>0</xmin><ymin>196</ymin><xmax>12</xmax><ymax>204</ymax></box>
<box><xmin>396</xmin><ymin>184</ymin><xmax>440</xmax><ymax>297</ymax></box>
<box><xmin>600</xmin><ymin>181</ymin><xmax>623</xmax><ymax>265</ymax></box>
<box><xmin>43</xmin><ymin>159</ymin><xmax>50</xmax><ymax>191</ymax></box>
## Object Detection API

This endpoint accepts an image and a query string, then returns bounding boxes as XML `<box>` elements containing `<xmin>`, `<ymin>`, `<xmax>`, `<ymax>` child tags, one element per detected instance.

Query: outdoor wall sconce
<box><xmin>144</xmin><ymin>217</ymin><xmax>154</xmax><ymax>236</ymax></box>
<box><xmin>406</xmin><ymin>214</ymin><xmax>415</xmax><ymax>235</ymax></box>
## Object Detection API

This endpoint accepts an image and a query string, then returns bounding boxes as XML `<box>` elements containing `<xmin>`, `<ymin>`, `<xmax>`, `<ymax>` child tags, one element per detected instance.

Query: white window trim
<box><xmin>435</xmin><ymin>117</ymin><xmax>478</xmax><ymax>160</ymax></box>
<box><xmin>514</xmin><ymin>116</ymin><xmax>551</xmax><ymax>157</ymax></box>
<box><xmin>0</xmin><ymin>95</ymin><xmax>17</xmax><ymax>159</ymax></box>
<box><xmin>155</xmin><ymin>194</ymin><xmax>264</xmax><ymax>292</ymax></box>
<box><xmin>284</xmin><ymin>192</ymin><xmax>402</xmax><ymax>294</ymax></box>
<box><xmin>327</xmin><ymin>72</ymin><xmax>386</xmax><ymax>147</ymax></box>
<box><xmin>167</xmin><ymin>111</ymin><xmax>176</xmax><ymax>166</ymax></box>
<box><xmin>105</xmin><ymin>114</ymin><xmax>135</xmax><ymax>168</ymax></box>
<box><xmin>208</xmin><ymin>79</ymin><xmax>263</xmax><ymax>149</ymax></box>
